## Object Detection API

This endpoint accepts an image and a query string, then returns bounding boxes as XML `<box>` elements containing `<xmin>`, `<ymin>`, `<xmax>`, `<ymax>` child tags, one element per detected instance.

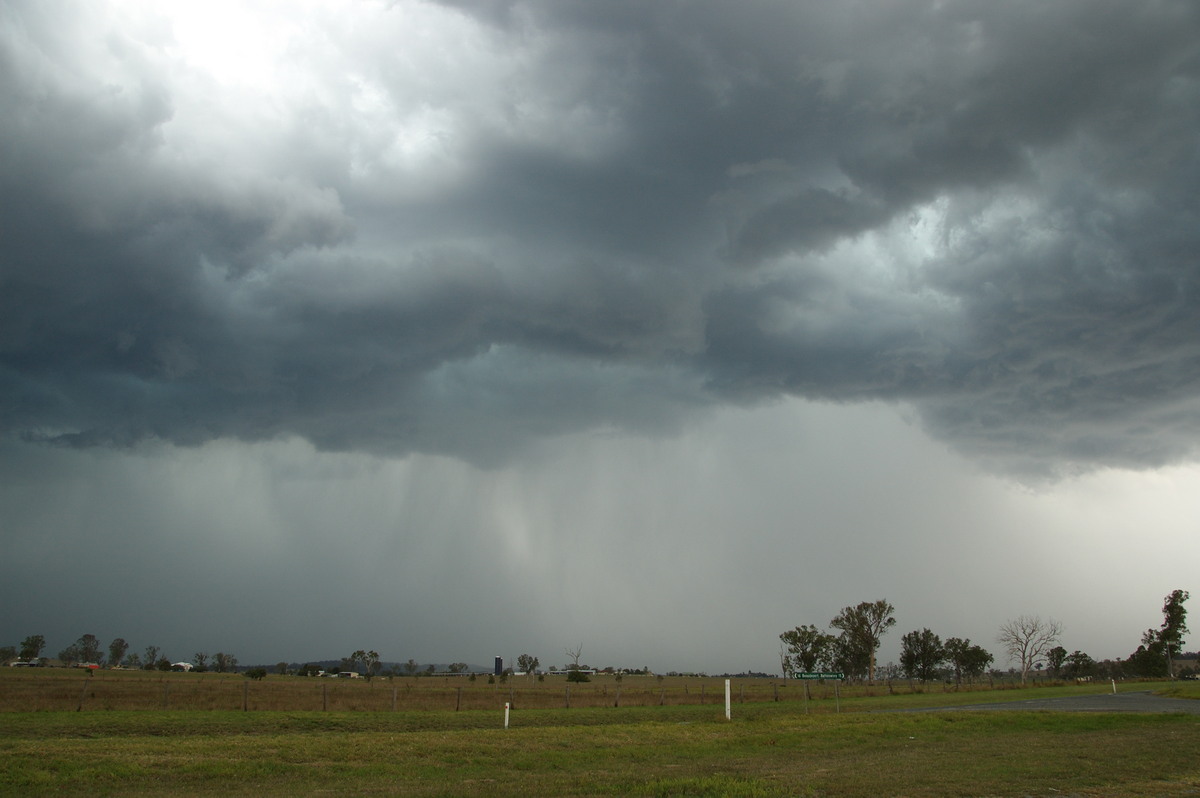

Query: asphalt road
<box><xmin>903</xmin><ymin>690</ymin><xmax>1200</xmax><ymax>715</ymax></box>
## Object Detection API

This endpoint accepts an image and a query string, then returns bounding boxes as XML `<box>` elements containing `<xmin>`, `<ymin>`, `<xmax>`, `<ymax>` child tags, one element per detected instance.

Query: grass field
<box><xmin>2</xmin><ymin>670</ymin><xmax>1198</xmax><ymax>796</ymax></box>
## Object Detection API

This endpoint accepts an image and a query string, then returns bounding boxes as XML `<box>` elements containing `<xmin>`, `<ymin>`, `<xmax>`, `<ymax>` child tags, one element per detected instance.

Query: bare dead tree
<box><xmin>997</xmin><ymin>615</ymin><xmax>1062</xmax><ymax>684</ymax></box>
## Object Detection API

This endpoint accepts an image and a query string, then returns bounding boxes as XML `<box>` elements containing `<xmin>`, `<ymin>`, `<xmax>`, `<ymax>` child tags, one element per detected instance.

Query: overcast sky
<box><xmin>2</xmin><ymin>0</ymin><xmax>1198</xmax><ymax>675</ymax></box>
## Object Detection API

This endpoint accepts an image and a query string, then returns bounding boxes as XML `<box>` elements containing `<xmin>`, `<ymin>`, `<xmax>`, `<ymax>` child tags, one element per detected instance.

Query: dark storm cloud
<box><xmin>3</xmin><ymin>0</ymin><xmax>1200</xmax><ymax>474</ymax></box>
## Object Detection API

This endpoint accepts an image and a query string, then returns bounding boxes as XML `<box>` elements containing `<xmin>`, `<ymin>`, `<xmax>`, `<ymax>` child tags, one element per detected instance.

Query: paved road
<box><xmin>902</xmin><ymin>690</ymin><xmax>1200</xmax><ymax>714</ymax></box>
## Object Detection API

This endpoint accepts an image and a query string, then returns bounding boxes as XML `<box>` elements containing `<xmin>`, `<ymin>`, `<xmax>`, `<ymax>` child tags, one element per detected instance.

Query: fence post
<box><xmin>565</xmin><ymin>685</ymin><xmax>571</xmax><ymax>709</ymax></box>
<box><xmin>243</xmin><ymin>681</ymin><xmax>248</xmax><ymax>711</ymax></box>
<box><xmin>456</xmin><ymin>687</ymin><xmax>462</xmax><ymax>711</ymax></box>
<box><xmin>322</xmin><ymin>682</ymin><xmax>328</xmax><ymax>711</ymax></box>
<box><xmin>392</xmin><ymin>687</ymin><xmax>397</xmax><ymax>711</ymax></box>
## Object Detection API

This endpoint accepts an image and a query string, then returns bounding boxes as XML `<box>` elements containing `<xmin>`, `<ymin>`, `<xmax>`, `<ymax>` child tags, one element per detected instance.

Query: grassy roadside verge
<box><xmin>2</xmin><ymin>691</ymin><xmax>1199</xmax><ymax>797</ymax></box>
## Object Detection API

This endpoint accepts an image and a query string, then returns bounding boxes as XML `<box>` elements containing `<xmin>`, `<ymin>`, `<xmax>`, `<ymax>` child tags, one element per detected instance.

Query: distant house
<box><xmin>171</xmin><ymin>662</ymin><xmax>193</xmax><ymax>672</ymax></box>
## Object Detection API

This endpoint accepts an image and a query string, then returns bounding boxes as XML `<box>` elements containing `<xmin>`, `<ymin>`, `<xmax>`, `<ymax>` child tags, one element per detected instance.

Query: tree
<box><xmin>19</xmin><ymin>635</ymin><xmax>46</xmax><ymax>662</ymax></box>
<box><xmin>59</xmin><ymin>634</ymin><xmax>102</xmax><ymax>666</ymax></box>
<box><xmin>997</xmin><ymin>615</ymin><xmax>1062</xmax><ymax>684</ymax></box>
<box><xmin>516</xmin><ymin>654</ymin><xmax>540</xmax><ymax>676</ymax></box>
<box><xmin>899</xmin><ymin>628</ymin><xmax>944</xmax><ymax>682</ymax></box>
<box><xmin>1160</xmin><ymin>589</ymin><xmax>1189</xmax><ymax>676</ymax></box>
<box><xmin>448</xmin><ymin>662</ymin><xmax>468</xmax><ymax>674</ymax></box>
<box><xmin>944</xmin><ymin>637</ymin><xmax>993</xmax><ymax>684</ymax></box>
<box><xmin>1126</xmin><ymin>628</ymin><xmax>1169</xmax><ymax>678</ymax></box>
<box><xmin>363</xmin><ymin>650</ymin><xmax>381</xmax><ymax>680</ymax></box>
<box><xmin>143</xmin><ymin>646</ymin><xmax>160</xmax><ymax>671</ymax></box>
<box><xmin>1045</xmin><ymin>646</ymin><xmax>1068</xmax><ymax>678</ymax></box>
<box><xmin>108</xmin><ymin>638</ymin><xmax>129</xmax><ymax>668</ymax></box>
<box><xmin>193</xmin><ymin>652</ymin><xmax>209</xmax><ymax>672</ymax></box>
<box><xmin>779</xmin><ymin>625</ymin><xmax>836</xmax><ymax>676</ymax></box>
<box><xmin>213</xmin><ymin>652</ymin><xmax>237</xmax><ymax>673</ymax></box>
<box><xmin>403</xmin><ymin>658</ymin><xmax>419</xmax><ymax>676</ymax></box>
<box><xmin>829</xmin><ymin>600</ymin><xmax>896</xmax><ymax>682</ymax></box>
<box><xmin>565</xmin><ymin>644</ymin><xmax>589</xmax><ymax>682</ymax></box>
<box><xmin>1063</xmin><ymin>650</ymin><xmax>1096</xmax><ymax>679</ymax></box>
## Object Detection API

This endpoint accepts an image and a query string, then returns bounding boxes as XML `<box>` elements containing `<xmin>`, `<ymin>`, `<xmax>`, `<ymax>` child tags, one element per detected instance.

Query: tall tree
<box><xmin>60</xmin><ymin>634</ymin><xmax>102</xmax><ymax>666</ymax></box>
<box><xmin>1063</xmin><ymin>650</ymin><xmax>1096</xmax><ymax>679</ymax></box>
<box><xmin>350</xmin><ymin>649</ymin><xmax>381</xmax><ymax>680</ymax></box>
<box><xmin>779</xmin><ymin>625</ymin><xmax>836</xmax><ymax>676</ymax></box>
<box><xmin>19</xmin><ymin>635</ymin><xmax>46</xmax><ymax>662</ymax></box>
<box><xmin>1126</xmin><ymin>628</ymin><xmax>1168</xmax><ymax>677</ymax></box>
<box><xmin>1160</xmin><ymin>589</ymin><xmax>1189</xmax><ymax>676</ymax></box>
<box><xmin>143</xmin><ymin>646</ymin><xmax>160</xmax><ymax>671</ymax></box>
<box><xmin>1045</xmin><ymin>646</ymin><xmax>1068</xmax><ymax>678</ymax></box>
<box><xmin>108</xmin><ymin>638</ymin><xmax>129</xmax><ymax>668</ymax></box>
<box><xmin>943</xmin><ymin>637</ymin><xmax>993</xmax><ymax>684</ymax></box>
<box><xmin>829</xmin><ymin>600</ymin><xmax>896</xmax><ymax>682</ymax></box>
<box><xmin>516</xmin><ymin>654</ymin><xmax>540</xmax><ymax>676</ymax></box>
<box><xmin>899</xmin><ymin>628</ymin><xmax>944</xmax><ymax>682</ymax></box>
<box><xmin>997</xmin><ymin>615</ymin><xmax>1062</xmax><ymax>684</ymax></box>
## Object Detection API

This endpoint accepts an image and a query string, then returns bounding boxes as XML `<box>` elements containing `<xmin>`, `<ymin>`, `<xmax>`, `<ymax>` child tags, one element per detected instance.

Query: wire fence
<box><xmin>0</xmin><ymin>671</ymin><xmax>897</xmax><ymax>712</ymax></box>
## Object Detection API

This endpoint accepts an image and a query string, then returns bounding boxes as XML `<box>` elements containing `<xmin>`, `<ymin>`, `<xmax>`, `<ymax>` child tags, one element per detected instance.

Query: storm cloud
<box><xmin>2</xmin><ymin>0</ymin><xmax>1197</xmax><ymax>475</ymax></box>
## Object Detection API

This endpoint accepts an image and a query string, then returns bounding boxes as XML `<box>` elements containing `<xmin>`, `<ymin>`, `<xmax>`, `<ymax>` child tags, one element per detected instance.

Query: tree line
<box><xmin>781</xmin><ymin>590</ymin><xmax>1191</xmax><ymax>684</ymax></box>
<box><xmin>1</xmin><ymin>634</ymin><xmax>240</xmax><ymax>673</ymax></box>
<box><xmin>778</xmin><ymin>599</ymin><xmax>991</xmax><ymax>684</ymax></box>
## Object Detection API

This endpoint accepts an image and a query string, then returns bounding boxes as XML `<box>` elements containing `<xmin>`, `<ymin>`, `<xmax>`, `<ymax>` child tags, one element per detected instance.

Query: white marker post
<box><xmin>504</xmin><ymin>702</ymin><xmax>510</xmax><ymax>729</ymax></box>
<box><xmin>725</xmin><ymin>679</ymin><xmax>731</xmax><ymax>721</ymax></box>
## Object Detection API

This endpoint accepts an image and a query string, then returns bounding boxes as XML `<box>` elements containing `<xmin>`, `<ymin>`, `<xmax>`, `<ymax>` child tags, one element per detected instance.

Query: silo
<box><xmin>494</xmin><ymin>656</ymin><xmax>503</xmax><ymax>676</ymax></box>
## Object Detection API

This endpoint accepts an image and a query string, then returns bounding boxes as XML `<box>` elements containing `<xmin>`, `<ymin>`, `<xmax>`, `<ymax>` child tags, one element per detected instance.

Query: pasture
<box><xmin>2</xmin><ymin>669</ymin><xmax>1198</xmax><ymax>796</ymax></box>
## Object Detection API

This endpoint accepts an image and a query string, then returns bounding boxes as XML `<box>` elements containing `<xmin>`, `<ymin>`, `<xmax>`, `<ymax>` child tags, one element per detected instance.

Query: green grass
<box><xmin>2</xmin><ymin>696</ymin><xmax>1199</xmax><ymax>796</ymax></box>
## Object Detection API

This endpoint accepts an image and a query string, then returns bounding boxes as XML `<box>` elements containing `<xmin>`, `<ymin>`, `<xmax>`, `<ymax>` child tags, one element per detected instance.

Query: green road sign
<box><xmin>793</xmin><ymin>672</ymin><xmax>844</xmax><ymax>680</ymax></box>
